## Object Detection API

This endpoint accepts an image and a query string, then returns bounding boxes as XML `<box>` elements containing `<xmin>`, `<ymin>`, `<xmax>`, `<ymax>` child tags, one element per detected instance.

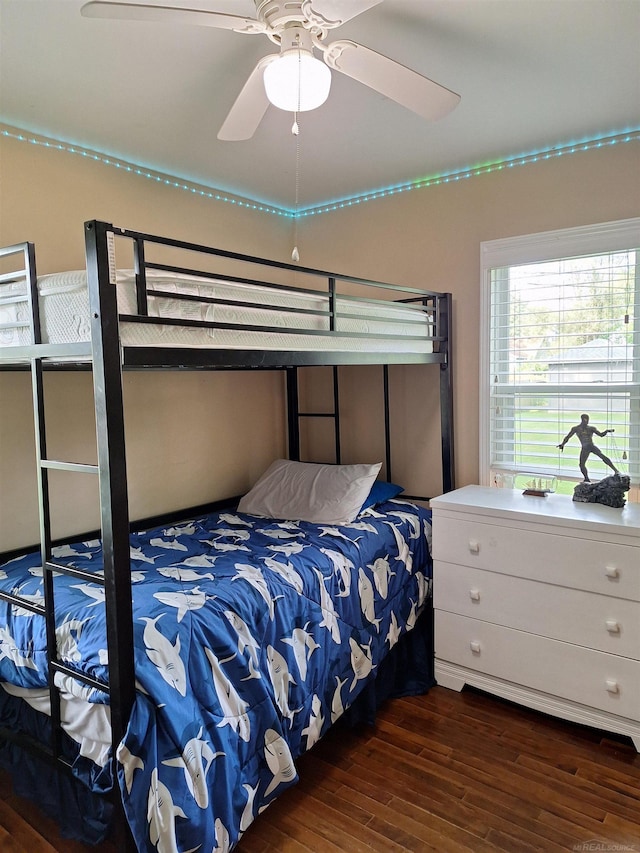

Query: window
<box><xmin>480</xmin><ymin>219</ymin><xmax>640</xmax><ymax>501</ymax></box>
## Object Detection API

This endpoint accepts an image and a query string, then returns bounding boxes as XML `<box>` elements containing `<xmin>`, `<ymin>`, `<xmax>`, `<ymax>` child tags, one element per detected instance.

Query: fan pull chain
<box><xmin>291</xmin><ymin>43</ymin><xmax>302</xmax><ymax>263</ymax></box>
<box><xmin>291</xmin><ymin>116</ymin><xmax>301</xmax><ymax>262</ymax></box>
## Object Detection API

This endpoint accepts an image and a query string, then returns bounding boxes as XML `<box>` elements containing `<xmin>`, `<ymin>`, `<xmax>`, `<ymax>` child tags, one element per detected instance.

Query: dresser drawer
<box><xmin>432</xmin><ymin>515</ymin><xmax>640</xmax><ymax>601</ymax></box>
<box><xmin>435</xmin><ymin>610</ymin><xmax>640</xmax><ymax>720</ymax></box>
<box><xmin>434</xmin><ymin>563</ymin><xmax>640</xmax><ymax>658</ymax></box>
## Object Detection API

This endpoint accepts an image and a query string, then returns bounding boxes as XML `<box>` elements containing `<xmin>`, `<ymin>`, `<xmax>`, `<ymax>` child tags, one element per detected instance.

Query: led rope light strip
<box><xmin>298</xmin><ymin>130</ymin><xmax>640</xmax><ymax>217</ymax></box>
<box><xmin>0</xmin><ymin>126</ymin><xmax>291</xmax><ymax>219</ymax></box>
<box><xmin>2</xmin><ymin>125</ymin><xmax>638</xmax><ymax>220</ymax></box>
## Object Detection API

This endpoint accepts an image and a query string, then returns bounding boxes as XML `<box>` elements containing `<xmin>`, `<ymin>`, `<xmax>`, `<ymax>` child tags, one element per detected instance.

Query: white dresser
<box><xmin>430</xmin><ymin>485</ymin><xmax>640</xmax><ymax>750</ymax></box>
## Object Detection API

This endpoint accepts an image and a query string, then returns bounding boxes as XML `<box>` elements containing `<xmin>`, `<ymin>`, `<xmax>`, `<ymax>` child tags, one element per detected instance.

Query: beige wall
<box><xmin>0</xmin><ymin>135</ymin><xmax>291</xmax><ymax>550</ymax></box>
<box><xmin>1</xmin><ymin>133</ymin><xmax>638</xmax><ymax>550</ymax></box>
<box><xmin>296</xmin><ymin>141</ymin><xmax>640</xmax><ymax>493</ymax></box>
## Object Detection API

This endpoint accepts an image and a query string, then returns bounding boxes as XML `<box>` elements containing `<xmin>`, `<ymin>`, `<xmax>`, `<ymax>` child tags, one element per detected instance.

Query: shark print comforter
<box><xmin>0</xmin><ymin>499</ymin><xmax>432</xmax><ymax>852</ymax></box>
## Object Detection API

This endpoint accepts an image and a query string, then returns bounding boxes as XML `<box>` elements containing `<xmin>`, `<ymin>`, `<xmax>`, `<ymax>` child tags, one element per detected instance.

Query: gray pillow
<box><xmin>237</xmin><ymin>459</ymin><xmax>382</xmax><ymax>525</ymax></box>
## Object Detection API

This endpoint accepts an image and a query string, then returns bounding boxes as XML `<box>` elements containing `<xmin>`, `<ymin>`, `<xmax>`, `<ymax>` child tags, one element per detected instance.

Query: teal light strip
<box><xmin>3</xmin><ymin>125</ymin><xmax>638</xmax><ymax>220</ymax></box>
<box><xmin>1</xmin><ymin>126</ymin><xmax>293</xmax><ymax>218</ymax></box>
<box><xmin>297</xmin><ymin>130</ymin><xmax>640</xmax><ymax>218</ymax></box>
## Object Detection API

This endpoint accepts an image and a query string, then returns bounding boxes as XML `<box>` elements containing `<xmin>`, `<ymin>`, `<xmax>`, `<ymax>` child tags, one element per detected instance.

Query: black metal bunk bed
<box><xmin>0</xmin><ymin>220</ymin><xmax>454</xmax><ymax>851</ymax></box>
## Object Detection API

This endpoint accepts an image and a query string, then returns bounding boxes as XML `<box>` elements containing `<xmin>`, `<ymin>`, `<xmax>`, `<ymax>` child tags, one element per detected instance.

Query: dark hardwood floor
<box><xmin>1</xmin><ymin>685</ymin><xmax>638</xmax><ymax>852</ymax></box>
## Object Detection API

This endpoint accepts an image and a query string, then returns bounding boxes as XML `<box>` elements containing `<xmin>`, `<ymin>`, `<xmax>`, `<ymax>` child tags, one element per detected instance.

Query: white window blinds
<box><xmin>480</xmin><ymin>219</ymin><xmax>640</xmax><ymax>500</ymax></box>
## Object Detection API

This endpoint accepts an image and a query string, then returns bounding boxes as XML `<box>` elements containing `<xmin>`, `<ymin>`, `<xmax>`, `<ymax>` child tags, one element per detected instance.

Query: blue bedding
<box><xmin>0</xmin><ymin>499</ymin><xmax>433</xmax><ymax>852</ymax></box>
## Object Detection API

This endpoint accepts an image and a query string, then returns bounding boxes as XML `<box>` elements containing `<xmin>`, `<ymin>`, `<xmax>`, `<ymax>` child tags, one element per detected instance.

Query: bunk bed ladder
<box><xmin>32</xmin><ymin>352</ymin><xmax>109</xmax><ymax>771</ymax></box>
<box><xmin>28</xmin><ymin>353</ymin><xmax>135</xmax><ymax>846</ymax></box>
<box><xmin>0</xmin><ymin>225</ymin><xmax>136</xmax><ymax>848</ymax></box>
<box><xmin>287</xmin><ymin>364</ymin><xmax>400</xmax><ymax>482</ymax></box>
<box><xmin>286</xmin><ymin>365</ymin><xmax>342</xmax><ymax>463</ymax></box>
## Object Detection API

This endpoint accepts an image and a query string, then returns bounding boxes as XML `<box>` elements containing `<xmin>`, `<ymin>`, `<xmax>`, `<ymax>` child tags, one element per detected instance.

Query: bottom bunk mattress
<box><xmin>0</xmin><ymin>499</ymin><xmax>433</xmax><ymax>852</ymax></box>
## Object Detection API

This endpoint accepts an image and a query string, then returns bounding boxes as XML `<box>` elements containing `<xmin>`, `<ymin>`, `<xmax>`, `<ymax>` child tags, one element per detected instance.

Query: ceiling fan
<box><xmin>80</xmin><ymin>0</ymin><xmax>461</xmax><ymax>141</ymax></box>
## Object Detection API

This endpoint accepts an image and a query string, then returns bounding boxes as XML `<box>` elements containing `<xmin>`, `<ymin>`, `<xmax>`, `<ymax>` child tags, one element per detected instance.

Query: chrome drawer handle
<box><xmin>605</xmin><ymin>679</ymin><xmax>620</xmax><ymax>695</ymax></box>
<box><xmin>468</xmin><ymin>539</ymin><xmax>480</xmax><ymax>554</ymax></box>
<box><xmin>469</xmin><ymin>589</ymin><xmax>481</xmax><ymax>602</ymax></box>
<box><xmin>605</xmin><ymin>620</ymin><xmax>621</xmax><ymax>634</ymax></box>
<box><xmin>470</xmin><ymin>640</ymin><xmax>481</xmax><ymax>654</ymax></box>
<box><xmin>605</xmin><ymin>565</ymin><xmax>619</xmax><ymax>579</ymax></box>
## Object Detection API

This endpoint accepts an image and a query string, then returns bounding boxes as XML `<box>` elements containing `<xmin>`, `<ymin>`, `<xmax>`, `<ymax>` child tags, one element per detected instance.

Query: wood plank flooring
<box><xmin>1</xmin><ymin>685</ymin><xmax>638</xmax><ymax>852</ymax></box>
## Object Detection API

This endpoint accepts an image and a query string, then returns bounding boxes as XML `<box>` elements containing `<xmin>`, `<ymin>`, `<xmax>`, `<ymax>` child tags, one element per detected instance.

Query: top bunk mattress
<box><xmin>0</xmin><ymin>268</ymin><xmax>435</xmax><ymax>354</ymax></box>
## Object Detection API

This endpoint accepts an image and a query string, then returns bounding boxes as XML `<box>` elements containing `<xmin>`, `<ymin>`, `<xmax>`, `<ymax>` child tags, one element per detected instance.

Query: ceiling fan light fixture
<box><xmin>263</xmin><ymin>49</ymin><xmax>331</xmax><ymax>112</ymax></box>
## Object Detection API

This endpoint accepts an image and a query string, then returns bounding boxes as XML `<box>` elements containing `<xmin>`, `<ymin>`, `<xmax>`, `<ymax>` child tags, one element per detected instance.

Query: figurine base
<box><xmin>572</xmin><ymin>473</ymin><xmax>631</xmax><ymax>508</ymax></box>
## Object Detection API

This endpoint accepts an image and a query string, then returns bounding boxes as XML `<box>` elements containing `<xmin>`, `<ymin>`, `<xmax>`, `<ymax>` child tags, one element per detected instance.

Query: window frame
<box><xmin>479</xmin><ymin>217</ymin><xmax>640</xmax><ymax>491</ymax></box>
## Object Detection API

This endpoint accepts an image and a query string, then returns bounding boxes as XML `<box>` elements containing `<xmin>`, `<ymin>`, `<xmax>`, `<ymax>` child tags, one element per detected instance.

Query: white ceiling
<box><xmin>1</xmin><ymin>0</ymin><xmax>639</xmax><ymax>211</ymax></box>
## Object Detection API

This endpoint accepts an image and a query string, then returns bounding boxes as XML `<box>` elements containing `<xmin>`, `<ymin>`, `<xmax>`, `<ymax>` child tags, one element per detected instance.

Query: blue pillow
<box><xmin>359</xmin><ymin>480</ymin><xmax>404</xmax><ymax>512</ymax></box>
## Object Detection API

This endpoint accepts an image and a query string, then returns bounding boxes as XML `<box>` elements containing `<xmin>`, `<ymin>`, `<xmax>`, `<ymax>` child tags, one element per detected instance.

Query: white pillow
<box><xmin>237</xmin><ymin>459</ymin><xmax>382</xmax><ymax>525</ymax></box>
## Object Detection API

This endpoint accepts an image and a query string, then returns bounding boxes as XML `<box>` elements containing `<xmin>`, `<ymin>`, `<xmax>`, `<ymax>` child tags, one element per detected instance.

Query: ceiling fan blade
<box><xmin>302</xmin><ymin>0</ymin><xmax>383</xmax><ymax>27</ymax></box>
<box><xmin>323</xmin><ymin>39</ymin><xmax>460</xmax><ymax>121</ymax></box>
<box><xmin>217</xmin><ymin>55</ymin><xmax>276</xmax><ymax>141</ymax></box>
<box><xmin>80</xmin><ymin>1</ymin><xmax>266</xmax><ymax>34</ymax></box>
